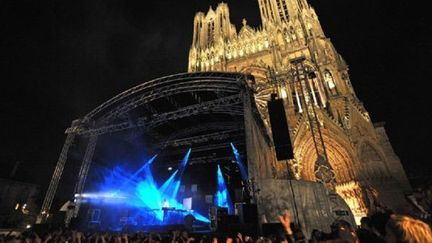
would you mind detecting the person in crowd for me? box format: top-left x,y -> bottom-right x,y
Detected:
369,212 -> 392,241
356,217 -> 385,243
279,209 -> 300,243
385,214 -> 432,243
4,209 -> 432,243
329,219 -> 358,243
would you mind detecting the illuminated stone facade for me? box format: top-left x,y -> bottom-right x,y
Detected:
189,0 -> 411,220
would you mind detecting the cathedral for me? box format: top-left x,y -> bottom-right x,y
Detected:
188,0 -> 411,223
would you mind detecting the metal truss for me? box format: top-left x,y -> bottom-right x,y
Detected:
83,72 -> 248,122
99,83 -> 240,122
165,95 -> 182,109
157,140 -> 245,157
190,92 -> 203,103
188,156 -> 240,165
37,132 -> 76,223
156,129 -> 244,148
186,140 -> 244,154
72,135 -> 98,218
67,94 -> 243,137
74,135 -> 98,197
159,155 -> 244,167
164,121 -> 244,140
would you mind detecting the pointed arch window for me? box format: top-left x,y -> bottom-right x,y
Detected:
290,27 -> 297,42
220,14 -> 223,27
291,85 -> 303,113
324,70 -> 338,96
307,72 -> 323,107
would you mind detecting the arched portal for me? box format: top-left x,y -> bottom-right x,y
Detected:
294,122 -> 369,224
295,125 -> 356,183
358,141 -> 390,179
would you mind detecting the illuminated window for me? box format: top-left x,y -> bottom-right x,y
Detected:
308,72 -> 323,107
324,70 -> 338,96
290,27 -> 297,41
291,86 -> 303,113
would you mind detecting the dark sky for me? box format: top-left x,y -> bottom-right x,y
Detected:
1,0 -> 431,189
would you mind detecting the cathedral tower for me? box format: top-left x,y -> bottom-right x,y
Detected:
188,0 -> 411,222
257,0 -> 308,29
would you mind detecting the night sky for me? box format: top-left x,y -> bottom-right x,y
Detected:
1,0 -> 431,190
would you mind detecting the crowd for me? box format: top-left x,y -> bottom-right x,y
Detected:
1,210 -> 431,243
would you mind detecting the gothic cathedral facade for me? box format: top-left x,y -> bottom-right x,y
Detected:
188,0 -> 411,220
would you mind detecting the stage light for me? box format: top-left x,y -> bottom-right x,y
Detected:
92,148 -> 209,226
26,224 -> 31,229
215,165 -> 234,214
230,143 -> 249,181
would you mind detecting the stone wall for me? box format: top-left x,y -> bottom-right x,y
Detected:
255,179 -> 355,238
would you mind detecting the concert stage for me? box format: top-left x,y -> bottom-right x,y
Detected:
39,72 -> 355,235
38,73 -> 253,230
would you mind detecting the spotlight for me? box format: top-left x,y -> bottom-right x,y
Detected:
26,224 -> 32,229
168,167 -> 173,171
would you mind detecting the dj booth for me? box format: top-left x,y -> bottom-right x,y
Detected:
79,204 -> 196,231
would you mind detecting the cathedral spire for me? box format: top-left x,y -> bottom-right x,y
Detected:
257,0 -> 309,29
191,2 -> 236,50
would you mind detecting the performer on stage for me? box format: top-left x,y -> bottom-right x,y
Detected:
162,199 -> 170,222
162,199 -> 170,208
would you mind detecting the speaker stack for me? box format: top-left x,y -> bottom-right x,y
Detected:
235,203 -> 258,224
210,206 -> 233,232
233,203 -> 258,235
267,96 -> 294,161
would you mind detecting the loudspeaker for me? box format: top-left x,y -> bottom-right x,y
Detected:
267,97 -> 294,160
235,203 -> 258,224
210,206 -> 232,232
217,215 -> 238,232
216,207 -> 228,224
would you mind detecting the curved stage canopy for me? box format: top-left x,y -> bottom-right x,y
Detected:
67,72 -> 258,165
39,72 -> 269,221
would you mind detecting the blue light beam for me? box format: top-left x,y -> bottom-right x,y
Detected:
230,143 -> 248,181
93,148 -> 209,225
215,165 -> 234,214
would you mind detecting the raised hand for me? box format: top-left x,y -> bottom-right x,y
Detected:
186,237 -> 195,243
236,232 -> 243,243
43,233 -> 52,243
278,209 -> 293,235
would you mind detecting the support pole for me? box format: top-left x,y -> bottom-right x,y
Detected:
72,135 -> 98,218
37,132 -> 76,223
